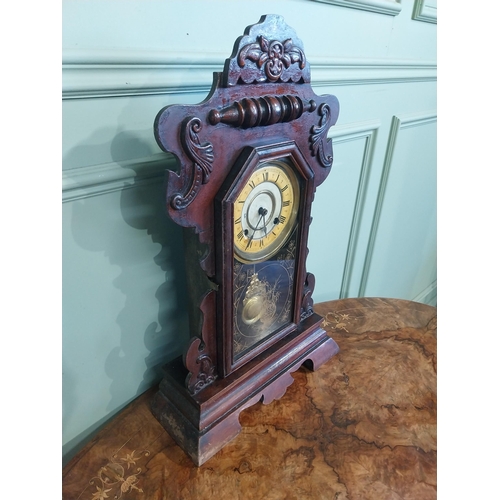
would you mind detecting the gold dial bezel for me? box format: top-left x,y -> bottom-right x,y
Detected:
233,160 -> 300,263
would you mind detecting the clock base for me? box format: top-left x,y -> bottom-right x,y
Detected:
150,313 -> 339,466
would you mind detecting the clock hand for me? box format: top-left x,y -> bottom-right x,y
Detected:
246,214 -> 264,249
246,207 -> 267,249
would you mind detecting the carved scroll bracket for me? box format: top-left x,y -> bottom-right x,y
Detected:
300,272 -> 316,321
184,337 -> 216,394
183,290 -> 217,394
170,117 -> 214,210
309,103 -> 333,168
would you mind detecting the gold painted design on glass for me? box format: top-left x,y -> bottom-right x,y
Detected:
232,236 -> 297,358
233,160 -> 299,263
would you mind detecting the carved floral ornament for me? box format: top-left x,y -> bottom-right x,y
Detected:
238,35 -> 306,83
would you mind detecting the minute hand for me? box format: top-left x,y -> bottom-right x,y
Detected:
246,207 -> 267,249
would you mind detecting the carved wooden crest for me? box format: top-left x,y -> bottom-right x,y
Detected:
223,15 -> 310,85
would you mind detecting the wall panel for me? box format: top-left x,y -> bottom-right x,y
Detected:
309,121 -> 379,302
310,0 -> 401,16
412,0 -> 437,23
361,113 -> 437,303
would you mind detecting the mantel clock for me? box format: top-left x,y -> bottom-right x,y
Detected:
150,14 -> 340,466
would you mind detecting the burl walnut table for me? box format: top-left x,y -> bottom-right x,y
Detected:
62,298 -> 437,500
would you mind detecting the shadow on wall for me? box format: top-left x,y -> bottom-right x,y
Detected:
62,124 -> 189,464
109,130 -> 189,407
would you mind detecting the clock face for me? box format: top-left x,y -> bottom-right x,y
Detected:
233,161 -> 299,264
232,159 -> 301,361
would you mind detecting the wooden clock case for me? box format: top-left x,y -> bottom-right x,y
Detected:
150,14 -> 340,466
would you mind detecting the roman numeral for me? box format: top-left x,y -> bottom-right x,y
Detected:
283,200 -> 290,207
249,180 -> 256,189
280,185 -> 289,193
235,217 -> 241,224
279,215 -> 286,224
263,171 -> 269,181
237,230 -> 244,240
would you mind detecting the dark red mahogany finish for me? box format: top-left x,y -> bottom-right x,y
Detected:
150,14 -> 340,466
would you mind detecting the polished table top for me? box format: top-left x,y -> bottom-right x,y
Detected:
62,297 -> 437,500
